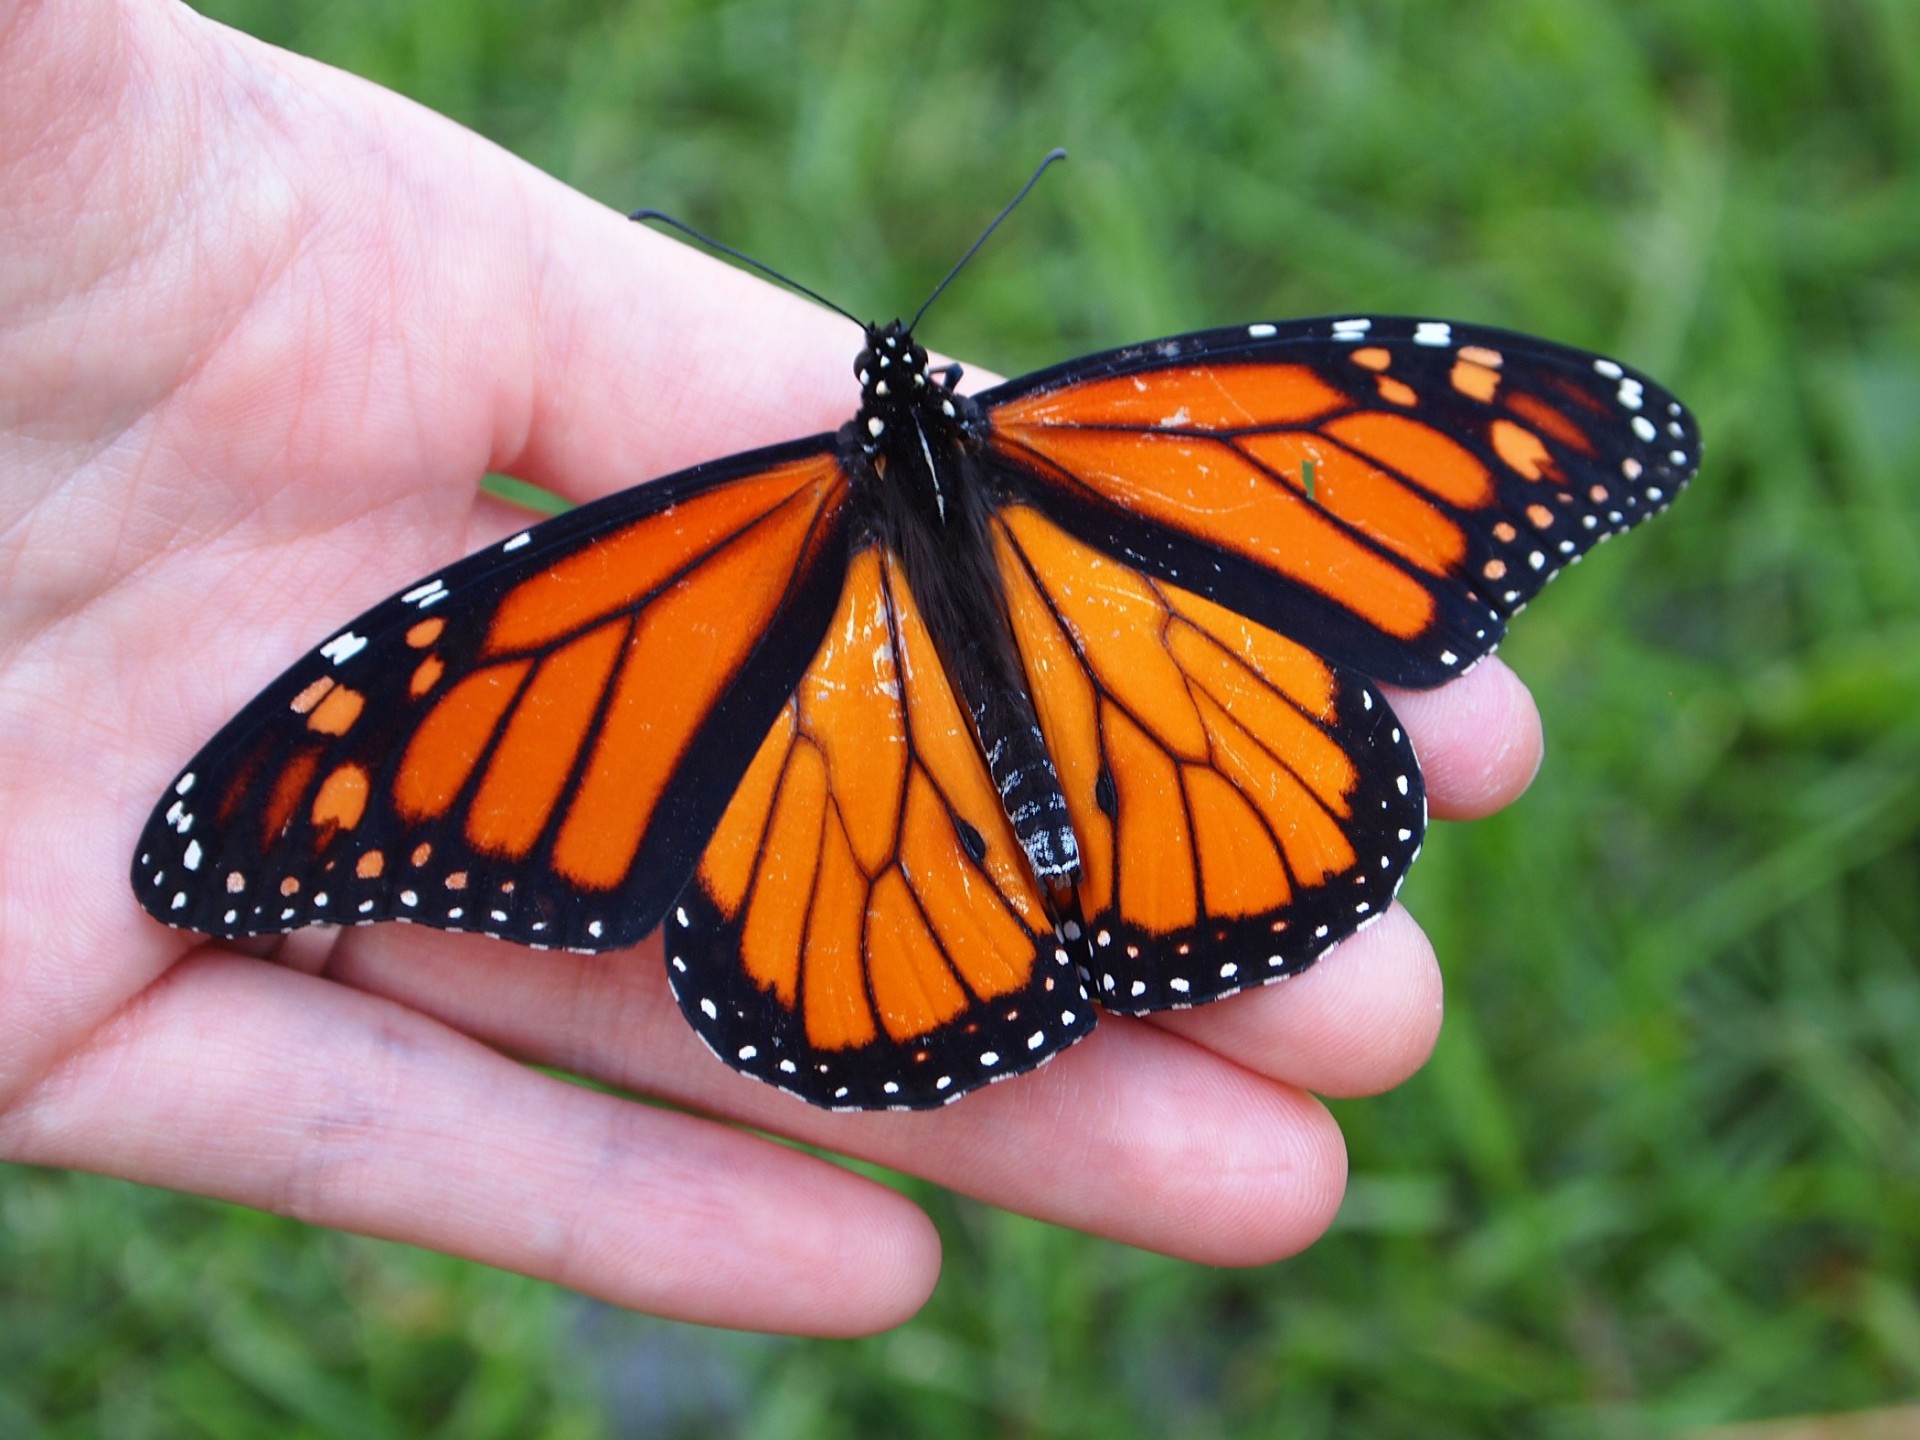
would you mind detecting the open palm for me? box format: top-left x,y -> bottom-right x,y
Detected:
0,0 -> 1544,1334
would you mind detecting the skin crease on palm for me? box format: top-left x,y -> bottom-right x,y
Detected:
0,0 -> 1546,1336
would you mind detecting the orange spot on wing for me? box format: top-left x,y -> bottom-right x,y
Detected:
801,809 -> 877,1050
467,619 -> 627,858
1322,412 -> 1492,507
1491,420 -> 1556,480
1350,347 -> 1393,372
1458,345 -> 1503,368
1184,766 -> 1288,917
865,870 -> 968,1041
262,750 -> 320,843
356,850 -> 385,879
798,551 -> 908,876
1375,376 -> 1418,407
1105,707 -> 1197,935
1450,359 -> 1500,403
1507,392 -> 1595,455
994,363 -> 1346,431
486,456 -> 842,656
739,738 -> 827,1006
409,655 -> 445,697
306,685 -> 364,736
395,663 -> 528,820
407,618 -> 445,648
311,763 -> 369,831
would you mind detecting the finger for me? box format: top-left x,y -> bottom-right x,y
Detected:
1147,904 -> 1443,1098
325,925 -> 1350,1267
0,952 -> 938,1335
1384,655 -> 1544,819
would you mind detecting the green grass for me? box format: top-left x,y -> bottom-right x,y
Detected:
8,0 -> 1920,1434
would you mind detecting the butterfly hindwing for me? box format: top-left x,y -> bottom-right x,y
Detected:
993,505 -> 1425,1012
133,440 -> 854,952
982,315 -> 1698,689
668,543 -> 1096,1109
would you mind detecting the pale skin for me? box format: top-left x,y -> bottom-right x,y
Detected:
0,0 -> 1546,1335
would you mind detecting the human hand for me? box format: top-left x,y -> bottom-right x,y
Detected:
0,0 -> 1542,1334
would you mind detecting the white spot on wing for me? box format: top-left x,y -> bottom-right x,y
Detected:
320,632 -> 367,665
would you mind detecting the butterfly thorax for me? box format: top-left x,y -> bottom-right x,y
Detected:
842,321 -> 1082,890
849,321 -> 973,462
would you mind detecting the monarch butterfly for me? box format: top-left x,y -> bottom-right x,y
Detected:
132,157 -> 1697,1110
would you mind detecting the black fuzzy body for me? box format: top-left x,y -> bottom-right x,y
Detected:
838,322 -> 1080,884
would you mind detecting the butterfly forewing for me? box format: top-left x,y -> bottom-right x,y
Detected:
983,315 -> 1698,689
667,544 -> 1095,1109
134,441 -> 853,952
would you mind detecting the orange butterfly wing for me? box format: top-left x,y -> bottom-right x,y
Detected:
668,543 -> 1094,1108
993,505 -> 1423,1009
984,316 -> 1697,689
135,441 -> 853,952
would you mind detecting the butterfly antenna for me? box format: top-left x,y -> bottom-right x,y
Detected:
629,208 -> 867,329
907,148 -> 1068,334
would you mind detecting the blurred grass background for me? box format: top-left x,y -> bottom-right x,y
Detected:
7,0 -> 1919,1435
